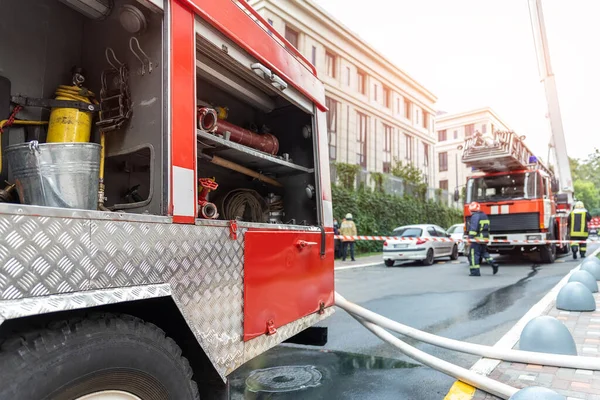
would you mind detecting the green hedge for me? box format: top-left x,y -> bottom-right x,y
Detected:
332,185 -> 464,253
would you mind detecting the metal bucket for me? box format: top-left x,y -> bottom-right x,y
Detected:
5,141 -> 101,210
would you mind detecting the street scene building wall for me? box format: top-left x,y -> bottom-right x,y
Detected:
248,0 -> 437,186
434,107 -> 511,202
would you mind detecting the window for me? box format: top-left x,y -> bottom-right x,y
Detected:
438,130 -> 447,142
267,19 -> 274,26
325,51 -> 336,78
284,26 -> 299,49
326,97 -> 338,160
453,130 -> 458,140
465,124 -> 475,138
466,172 -> 539,203
405,134 -> 414,161
423,111 -> 428,128
396,98 -> 401,114
423,143 -> 430,167
346,67 -> 351,86
482,124 -> 487,133
434,226 -> 447,238
383,86 -> 391,108
438,152 -> 448,172
439,180 -> 449,191
357,70 -> 367,95
383,124 -> 393,172
357,112 -> 368,167
394,227 -> 422,237
395,130 -> 401,160
311,46 -> 316,66
404,99 -> 411,120
427,227 -> 438,237
373,84 -> 377,101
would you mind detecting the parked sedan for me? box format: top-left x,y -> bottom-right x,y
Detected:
447,223 -> 466,255
383,224 -> 459,267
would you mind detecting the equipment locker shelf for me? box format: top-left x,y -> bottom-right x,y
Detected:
196,129 -> 314,176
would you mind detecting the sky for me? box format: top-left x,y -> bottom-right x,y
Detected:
313,0 -> 600,161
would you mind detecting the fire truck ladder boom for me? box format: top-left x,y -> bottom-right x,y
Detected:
460,130 -> 542,173
528,0 -> 574,201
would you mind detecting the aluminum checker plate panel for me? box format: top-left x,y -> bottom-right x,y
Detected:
0,209 -> 333,378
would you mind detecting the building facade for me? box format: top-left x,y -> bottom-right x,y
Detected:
434,108 -> 511,196
248,0 -> 437,184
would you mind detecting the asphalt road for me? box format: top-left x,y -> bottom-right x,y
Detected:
229,245 -> 599,399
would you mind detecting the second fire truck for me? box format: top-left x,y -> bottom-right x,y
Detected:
459,130 -> 569,263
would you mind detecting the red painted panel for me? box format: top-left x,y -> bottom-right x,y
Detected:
243,230 -> 334,341
171,1 -> 197,221
176,0 -> 326,111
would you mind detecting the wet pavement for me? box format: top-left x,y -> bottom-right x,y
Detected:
229,252 -> 584,399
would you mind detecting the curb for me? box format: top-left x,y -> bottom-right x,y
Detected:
335,261 -> 382,271
443,247 -> 600,400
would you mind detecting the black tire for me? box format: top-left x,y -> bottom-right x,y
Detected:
540,243 -> 556,264
0,313 -> 200,400
558,243 -> 570,254
422,248 -> 434,266
450,245 -> 459,261
384,259 -> 395,267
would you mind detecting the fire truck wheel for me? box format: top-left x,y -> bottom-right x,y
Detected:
540,243 -> 556,264
558,243 -> 570,254
0,313 -> 200,400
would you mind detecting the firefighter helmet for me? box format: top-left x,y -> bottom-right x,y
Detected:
469,202 -> 481,212
575,201 -> 585,209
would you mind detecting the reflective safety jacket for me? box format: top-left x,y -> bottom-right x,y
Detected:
469,211 -> 490,239
568,209 -> 591,238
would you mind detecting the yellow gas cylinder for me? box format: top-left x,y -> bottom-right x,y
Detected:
47,85 -> 94,143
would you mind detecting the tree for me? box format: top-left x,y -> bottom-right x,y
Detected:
573,180 -> 600,211
390,159 -> 427,200
335,163 -> 360,190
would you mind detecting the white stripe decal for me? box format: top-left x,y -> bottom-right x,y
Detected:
323,200 -> 333,226
172,166 -> 195,217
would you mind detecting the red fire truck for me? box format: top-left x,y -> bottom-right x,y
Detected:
459,131 -> 569,263
0,0 -> 334,398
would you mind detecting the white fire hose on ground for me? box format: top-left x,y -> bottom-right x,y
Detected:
335,291 -> 600,399
351,315 -> 518,399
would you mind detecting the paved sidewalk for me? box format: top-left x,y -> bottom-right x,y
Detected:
334,254 -> 383,270
446,247 -> 600,400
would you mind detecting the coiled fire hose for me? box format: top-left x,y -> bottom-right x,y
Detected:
221,189 -> 267,222
335,291 -> 600,399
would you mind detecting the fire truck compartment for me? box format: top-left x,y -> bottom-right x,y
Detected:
0,0 -> 165,215
195,20 -> 321,226
243,229 -> 335,341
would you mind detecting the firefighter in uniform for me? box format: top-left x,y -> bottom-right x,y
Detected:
467,202 -> 499,276
568,201 -> 592,259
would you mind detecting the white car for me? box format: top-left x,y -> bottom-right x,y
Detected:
447,223 -> 466,255
383,224 -> 459,267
